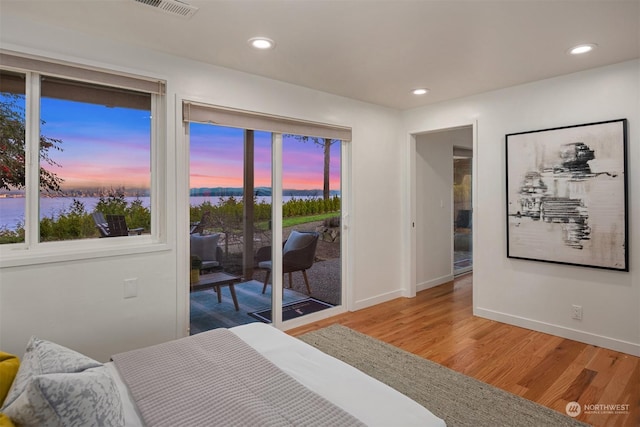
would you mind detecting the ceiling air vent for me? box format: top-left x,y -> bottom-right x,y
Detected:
133,0 -> 198,19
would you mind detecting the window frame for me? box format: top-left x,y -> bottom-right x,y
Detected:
180,98 -> 352,331
0,52 -> 168,267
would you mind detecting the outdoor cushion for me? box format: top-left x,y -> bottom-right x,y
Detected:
257,260 -> 272,269
190,233 -> 220,268
283,231 -> 315,252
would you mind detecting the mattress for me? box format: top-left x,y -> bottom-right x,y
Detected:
107,322 -> 445,426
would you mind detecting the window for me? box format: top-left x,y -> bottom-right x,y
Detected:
0,52 -> 165,248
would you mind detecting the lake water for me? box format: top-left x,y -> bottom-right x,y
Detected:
0,195 -> 303,230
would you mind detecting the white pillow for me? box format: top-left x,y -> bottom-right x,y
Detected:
1,337 -> 123,427
4,366 -> 124,427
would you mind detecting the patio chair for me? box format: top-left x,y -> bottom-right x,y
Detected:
92,212 -> 110,237
92,212 -> 143,237
257,230 -> 319,295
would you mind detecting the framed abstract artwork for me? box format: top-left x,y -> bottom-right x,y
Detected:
506,119 -> 628,271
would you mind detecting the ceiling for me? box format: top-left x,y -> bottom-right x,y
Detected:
1,0 -> 638,110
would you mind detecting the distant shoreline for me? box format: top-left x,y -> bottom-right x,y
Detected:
0,194 -> 340,230
0,187 -> 339,198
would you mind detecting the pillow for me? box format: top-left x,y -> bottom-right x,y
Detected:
190,233 -> 220,261
0,352 -> 19,406
1,337 -> 102,410
283,230 -> 315,253
3,366 -> 123,427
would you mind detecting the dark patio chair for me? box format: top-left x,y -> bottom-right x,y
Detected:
92,212 -> 110,237
92,212 -> 143,237
257,230 -> 319,295
107,214 -> 144,236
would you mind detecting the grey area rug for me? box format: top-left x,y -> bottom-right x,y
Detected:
298,324 -> 590,427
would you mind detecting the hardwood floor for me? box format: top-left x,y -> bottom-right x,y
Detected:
288,273 -> 639,427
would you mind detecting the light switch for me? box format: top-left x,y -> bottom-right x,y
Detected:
124,278 -> 138,298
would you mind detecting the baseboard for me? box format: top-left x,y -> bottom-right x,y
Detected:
281,305 -> 347,331
353,276 -> 453,310
353,289 -> 405,311
475,307 -> 640,357
416,274 -> 453,292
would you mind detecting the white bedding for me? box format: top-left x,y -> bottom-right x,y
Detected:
107,322 -> 445,427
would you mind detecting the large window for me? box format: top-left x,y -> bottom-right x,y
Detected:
0,53 -> 164,247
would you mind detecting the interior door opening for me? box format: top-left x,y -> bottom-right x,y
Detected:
411,124 -> 474,295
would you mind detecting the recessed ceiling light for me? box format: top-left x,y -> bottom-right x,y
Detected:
248,37 -> 275,50
412,88 -> 429,95
568,44 -> 597,55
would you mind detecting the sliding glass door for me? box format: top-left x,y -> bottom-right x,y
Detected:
188,125 -> 344,332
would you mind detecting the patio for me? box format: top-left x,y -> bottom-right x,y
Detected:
190,220 -> 342,333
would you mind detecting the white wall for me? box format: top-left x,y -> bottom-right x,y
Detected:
403,60 -> 640,356
0,15 -> 403,360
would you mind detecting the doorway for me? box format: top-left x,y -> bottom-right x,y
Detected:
409,124 -> 474,294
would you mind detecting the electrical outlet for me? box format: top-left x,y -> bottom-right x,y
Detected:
571,304 -> 583,320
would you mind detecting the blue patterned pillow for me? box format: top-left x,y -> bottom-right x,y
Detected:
1,337 -> 123,427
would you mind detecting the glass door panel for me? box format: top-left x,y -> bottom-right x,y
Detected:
189,124 -> 273,333
280,134 -> 342,321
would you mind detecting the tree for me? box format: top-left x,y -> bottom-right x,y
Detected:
0,93 -> 64,192
287,136 -> 337,200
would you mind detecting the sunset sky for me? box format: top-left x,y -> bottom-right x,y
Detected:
190,124 -> 341,190
41,97 -> 151,190
40,99 -> 340,192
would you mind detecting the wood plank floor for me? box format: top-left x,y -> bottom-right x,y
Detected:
288,273 -> 639,427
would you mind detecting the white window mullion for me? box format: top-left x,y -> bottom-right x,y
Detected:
340,140 -> 351,310
271,133 -> 283,328
25,72 -> 40,247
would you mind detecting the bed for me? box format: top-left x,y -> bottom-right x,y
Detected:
1,323 -> 446,427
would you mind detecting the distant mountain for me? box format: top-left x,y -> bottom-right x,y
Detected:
189,187 -> 339,198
